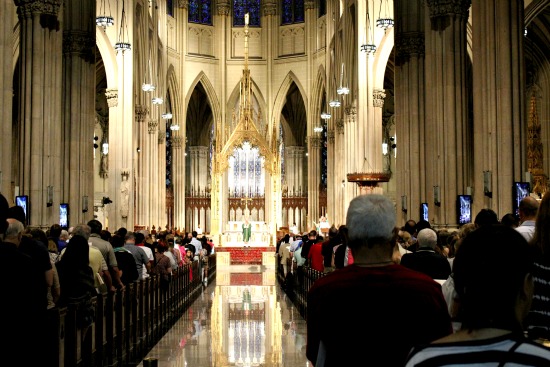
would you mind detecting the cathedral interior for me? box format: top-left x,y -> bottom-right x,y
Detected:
2,0 -> 550,242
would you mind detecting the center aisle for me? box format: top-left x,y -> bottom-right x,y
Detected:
137,265 -> 310,367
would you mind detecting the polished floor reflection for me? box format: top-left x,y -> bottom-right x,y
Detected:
138,265 -> 310,367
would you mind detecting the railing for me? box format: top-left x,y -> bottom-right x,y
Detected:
276,255 -> 325,321
47,254 -> 217,367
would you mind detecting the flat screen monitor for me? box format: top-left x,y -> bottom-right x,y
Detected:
421,203 -> 429,222
513,182 -> 531,218
15,195 -> 29,225
457,195 -> 472,226
59,203 -> 69,229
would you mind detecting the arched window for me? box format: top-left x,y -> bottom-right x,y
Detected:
282,0 -> 304,25
167,0 -> 174,17
319,0 -> 326,18
189,0 -> 212,25
233,0 -> 261,27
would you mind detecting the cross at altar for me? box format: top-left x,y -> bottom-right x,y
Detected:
240,196 -> 253,213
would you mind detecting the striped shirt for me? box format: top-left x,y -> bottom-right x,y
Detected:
405,334 -> 550,366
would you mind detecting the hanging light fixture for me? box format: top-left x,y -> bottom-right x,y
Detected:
361,0 -> 377,54
161,112 -> 173,119
376,0 -> 394,30
96,0 -> 114,29
152,97 -> 163,104
320,112 -> 332,120
114,0 -> 131,53
337,63 -> 350,95
142,57 -> 156,91
314,125 -> 324,132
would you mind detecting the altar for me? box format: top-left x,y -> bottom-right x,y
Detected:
221,221 -> 271,247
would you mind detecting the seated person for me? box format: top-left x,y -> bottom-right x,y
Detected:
400,228 -> 451,280
406,225 -> 550,366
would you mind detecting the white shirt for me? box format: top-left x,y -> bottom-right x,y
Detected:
196,226 -> 203,235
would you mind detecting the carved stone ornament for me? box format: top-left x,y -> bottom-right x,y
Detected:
172,136 -> 183,149
178,0 -> 188,9
135,105 -> 149,123
63,30 -> 95,62
263,0 -> 277,16
105,88 -> 118,108
327,129 -> 335,144
426,0 -> 471,20
217,0 -> 230,16
395,32 -> 425,62
336,119 -> 345,134
373,89 -> 386,108
16,0 -> 61,18
309,136 -> 323,148
158,131 -> 166,144
304,0 -> 315,10
148,120 -> 158,134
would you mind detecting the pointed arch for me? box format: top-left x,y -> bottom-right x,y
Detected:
226,76 -> 267,132
311,65 -> 327,132
372,27 -> 394,89
186,71 -> 221,132
166,64 -> 181,127
272,70 -> 308,124
95,29 -> 118,89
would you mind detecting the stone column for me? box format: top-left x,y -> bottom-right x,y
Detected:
334,118 -> 345,224
308,135 -> 322,230
172,133 -> 184,229
188,146 -> 209,192
135,105 -> 148,226
370,89 -> 386,178
15,0 -> 63,226
104,88 -> 118,228
394,0 -> 426,225
424,0 -> 471,227
343,104 -> 358,215
472,0 -> 525,216
0,1 -> 14,197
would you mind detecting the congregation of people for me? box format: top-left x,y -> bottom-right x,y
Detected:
0,194 -> 214,365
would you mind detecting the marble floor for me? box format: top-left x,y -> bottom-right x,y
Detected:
137,265 -> 311,367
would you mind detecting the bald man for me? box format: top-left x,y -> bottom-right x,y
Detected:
516,196 -> 539,242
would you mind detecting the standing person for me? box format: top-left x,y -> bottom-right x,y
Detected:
515,196 -> 539,242
406,225 -> 550,366
87,219 -> 125,290
0,211 -> 44,365
526,191 -> 550,341
242,217 -> 252,246
306,195 -> 451,366
400,228 -> 451,280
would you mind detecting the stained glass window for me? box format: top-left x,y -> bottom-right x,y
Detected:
233,0 -> 261,27
282,0 -> 304,25
319,0 -> 326,18
189,0 -> 212,25
167,0 -> 174,17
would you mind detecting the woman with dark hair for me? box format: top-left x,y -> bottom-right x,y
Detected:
474,208 -> 499,227
406,225 -> 550,365
56,235 -> 97,330
151,243 -> 173,291
526,192 -> 550,340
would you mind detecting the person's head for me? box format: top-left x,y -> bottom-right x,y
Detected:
308,230 -> 317,240
328,225 -> 338,239
8,206 -> 26,227
518,196 -> 539,222
4,219 -> 24,245
60,230 -> 69,241
134,231 -> 145,245
414,219 -> 431,235
532,191 -> 550,256
124,232 -> 135,245
157,243 -> 168,253
346,194 -> 396,250
474,208 -> 499,228
501,213 -> 519,228
49,224 -> 62,238
30,228 -> 48,247
404,219 -> 417,236
87,219 -> 103,234
453,224 -> 535,334
72,224 -> 91,240
60,234 -> 90,268
417,228 -> 437,249
116,227 -> 128,237
110,234 -> 125,248
192,231 -> 198,238
100,229 -> 112,242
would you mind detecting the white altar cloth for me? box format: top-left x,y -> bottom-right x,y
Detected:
222,221 -> 271,247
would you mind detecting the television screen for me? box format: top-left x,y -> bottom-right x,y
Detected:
512,182 -> 530,218
457,195 -> 472,225
15,195 -> 29,225
421,203 -> 428,222
59,203 -> 69,229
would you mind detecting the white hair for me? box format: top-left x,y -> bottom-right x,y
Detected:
346,194 -> 396,243
417,228 -> 438,249
5,220 -> 24,239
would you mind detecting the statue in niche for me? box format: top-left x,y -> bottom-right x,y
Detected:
120,172 -> 129,218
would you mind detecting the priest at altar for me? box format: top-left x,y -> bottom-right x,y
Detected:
221,220 -> 271,247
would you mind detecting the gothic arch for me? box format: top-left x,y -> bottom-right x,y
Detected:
272,71 -> 308,126
167,65 -> 182,128
226,77 -> 267,132
95,29 -> 118,89
311,65 -> 327,132
186,71 -> 221,135
372,27 -> 394,89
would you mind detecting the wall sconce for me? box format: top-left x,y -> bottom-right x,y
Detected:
46,185 -> 53,207
483,170 -> 492,198
82,195 -> 89,213
401,195 -> 407,213
466,186 -> 473,195
434,186 -> 441,206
